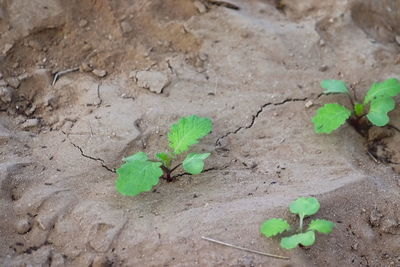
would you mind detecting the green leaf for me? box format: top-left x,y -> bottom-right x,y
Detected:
321,80 -> 349,94
354,103 -> 364,117
116,152 -> 163,196
367,97 -> 395,126
364,78 -> 400,104
156,152 -> 172,168
124,151 -> 148,162
308,219 -> 335,234
260,218 -> 291,237
280,231 -> 315,250
168,115 -> 213,154
312,103 -> 352,134
182,153 -> 210,175
290,197 -> 320,218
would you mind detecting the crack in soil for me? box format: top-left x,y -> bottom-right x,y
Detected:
69,141 -> 116,173
62,131 -> 116,173
172,164 -> 230,179
216,97 -> 308,146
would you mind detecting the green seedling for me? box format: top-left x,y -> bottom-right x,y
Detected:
260,197 -> 334,250
312,78 -> 400,134
116,115 -> 212,196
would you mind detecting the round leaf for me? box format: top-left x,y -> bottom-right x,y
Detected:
183,153 -> 210,175
280,231 -> 315,250
308,219 -> 335,234
260,218 -> 291,237
312,103 -> 351,134
367,97 -> 395,127
321,80 -> 349,94
289,197 -> 320,218
116,152 -> 163,196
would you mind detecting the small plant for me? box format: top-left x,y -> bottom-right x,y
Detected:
116,115 -> 212,196
312,78 -> 400,134
260,197 -> 334,250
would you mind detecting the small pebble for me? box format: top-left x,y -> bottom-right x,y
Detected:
79,19 -> 88,28
120,21 -> 133,34
80,62 -> 93,72
194,1 -> 207,13
21,118 -> 40,129
3,43 -> 13,55
305,100 -> 313,108
5,77 -> 20,89
395,36 -> 400,46
92,69 -> 107,78
0,87 -> 13,103
15,217 -> 32,234
319,65 -> 328,72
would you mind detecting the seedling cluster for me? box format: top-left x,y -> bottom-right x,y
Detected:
312,78 -> 400,134
116,115 -> 212,196
260,197 -> 334,250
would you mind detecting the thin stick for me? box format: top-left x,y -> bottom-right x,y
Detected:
201,236 -> 290,260
367,150 -> 378,163
52,67 -> 79,85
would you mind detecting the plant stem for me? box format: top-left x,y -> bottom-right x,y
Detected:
170,163 -> 182,173
299,215 -> 304,233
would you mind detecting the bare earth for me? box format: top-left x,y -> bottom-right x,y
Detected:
1,0 -> 400,266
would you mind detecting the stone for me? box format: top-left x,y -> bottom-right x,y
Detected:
21,118 -> 40,129
194,1 -> 207,13
3,43 -> 13,55
0,87 -> 13,103
0,80 -> 6,87
319,64 -> 328,72
92,69 -> 107,78
6,77 -> 20,88
305,100 -> 313,108
135,70 -> 170,94
80,62 -> 93,72
380,218 -> 399,234
120,21 -> 133,34
28,40 -> 42,50
395,36 -> 400,46
79,19 -> 88,28
92,255 -> 110,267
15,216 -> 32,234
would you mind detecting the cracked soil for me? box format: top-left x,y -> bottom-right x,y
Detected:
1,0 -> 400,266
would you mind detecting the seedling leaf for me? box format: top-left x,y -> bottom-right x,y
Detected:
183,153 -> 210,174
290,197 -> 320,218
156,152 -> 172,168
354,103 -> 364,117
168,115 -> 213,154
312,103 -> 351,134
260,218 -> 291,237
280,231 -> 315,250
364,78 -> 400,104
321,80 -> 349,94
124,151 -> 148,162
308,219 -> 335,234
116,152 -> 163,196
367,97 -> 395,126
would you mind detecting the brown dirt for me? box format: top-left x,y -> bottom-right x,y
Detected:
1,0 -> 400,266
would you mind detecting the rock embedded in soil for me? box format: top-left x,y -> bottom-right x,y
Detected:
135,70 -> 171,94
0,86 -> 13,103
21,118 -> 40,129
79,19 -> 88,28
5,77 -> 20,88
194,1 -> 207,13
92,69 -> 107,78
120,21 -> 133,34
15,216 -> 32,234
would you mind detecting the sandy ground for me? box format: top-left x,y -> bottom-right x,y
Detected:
1,0 -> 400,266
